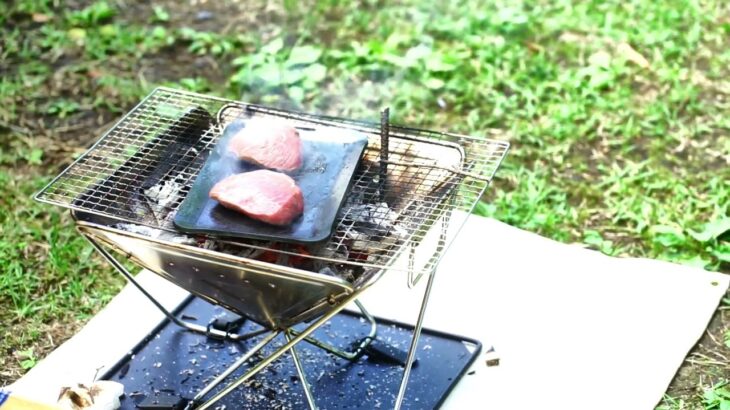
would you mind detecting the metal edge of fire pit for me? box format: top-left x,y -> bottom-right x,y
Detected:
75,218 -> 355,329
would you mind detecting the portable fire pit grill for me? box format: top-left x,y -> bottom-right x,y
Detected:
35,88 -> 509,409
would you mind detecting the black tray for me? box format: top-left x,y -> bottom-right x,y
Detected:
174,120 -> 368,243
102,296 -> 483,409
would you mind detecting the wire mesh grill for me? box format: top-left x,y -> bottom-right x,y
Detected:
36,88 -> 509,277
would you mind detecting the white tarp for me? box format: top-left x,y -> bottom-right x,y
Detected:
360,216 -> 729,410
11,215 -> 729,409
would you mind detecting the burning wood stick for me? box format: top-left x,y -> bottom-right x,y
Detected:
379,107 -> 390,202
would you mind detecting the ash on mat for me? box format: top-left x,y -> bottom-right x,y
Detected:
103,297 -> 481,409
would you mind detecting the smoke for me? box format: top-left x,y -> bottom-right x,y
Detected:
237,67 -> 406,124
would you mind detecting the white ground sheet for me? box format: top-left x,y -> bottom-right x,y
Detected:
11,215 -> 729,409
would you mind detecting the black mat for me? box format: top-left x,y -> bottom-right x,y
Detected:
104,297 -> 481,409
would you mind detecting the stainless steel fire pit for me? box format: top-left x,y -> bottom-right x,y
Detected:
35,88 -> 509,409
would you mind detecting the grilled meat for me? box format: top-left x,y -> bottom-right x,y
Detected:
209,170 -> 304,226
229,117 -> 302,172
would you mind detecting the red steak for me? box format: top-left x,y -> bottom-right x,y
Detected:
229,117 -> 303,172
209,170 -> 304,226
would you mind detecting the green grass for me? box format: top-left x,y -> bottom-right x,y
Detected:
0,170 -> 125,380
660,381 -> 730,410
0,0 -> 728,405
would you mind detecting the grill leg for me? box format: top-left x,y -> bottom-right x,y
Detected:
393,265 -> 439,409
187,330 -> 280,408
286,331 -> 318,410
85,235 -> 264,342
289,299 -> 377,360
396,209 -> 451,406
194,288 -> 367,410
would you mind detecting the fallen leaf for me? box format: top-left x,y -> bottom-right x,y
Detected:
525,41 -> 543,52
616,42 -> 650,69
87,69 -> 103,79
32,13 -> 51,23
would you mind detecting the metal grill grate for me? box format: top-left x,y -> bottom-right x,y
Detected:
36,88 -> 509,277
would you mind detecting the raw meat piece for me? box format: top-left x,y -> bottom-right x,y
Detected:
209,170 -> 304,226
229,117 -> 303,172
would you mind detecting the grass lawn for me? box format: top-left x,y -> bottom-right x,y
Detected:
1,0 -> 728,407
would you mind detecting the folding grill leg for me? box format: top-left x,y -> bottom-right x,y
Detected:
393,267 -> 439,410
286,331 -> 318,410
290,299 -> 377,361
187,330 -> 280,408
85,236 -> 264,342
195,289 -> 367,410
394,207 -> 451,407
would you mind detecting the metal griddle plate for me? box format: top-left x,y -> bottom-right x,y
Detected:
173,120 -> 368,243
103,297 -> 482,409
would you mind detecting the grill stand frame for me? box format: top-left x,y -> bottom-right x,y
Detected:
82,220 -> 444,410
35,88 -> 509,409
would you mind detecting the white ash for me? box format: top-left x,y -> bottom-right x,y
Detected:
159,232 -> 197,245
113,223 -> 202,246
350,227 -> 402,249
114,223 -> 163,238
341,202 -> 408,239
144,179 -> 183,208
344,202 -> 395,225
